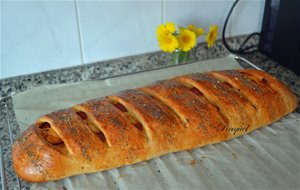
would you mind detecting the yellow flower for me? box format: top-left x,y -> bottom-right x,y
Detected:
165,22 -> 176,33
156,22 -> 176,38
158,33 -> 178,53
206,25 -> 218,48
177,29 -> 196,52
188,24 -> 204,36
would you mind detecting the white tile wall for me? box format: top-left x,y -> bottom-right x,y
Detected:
0,0 -> 266,79
1,0 -> 82,79
164,0 -> 265,41
77,0 -> 161,64
231,0 -> 265,36
164,0 -> 232,42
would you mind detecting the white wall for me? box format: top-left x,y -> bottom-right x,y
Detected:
0,0 -> 265,79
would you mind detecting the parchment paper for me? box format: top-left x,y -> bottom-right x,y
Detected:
12,56 -> 300,190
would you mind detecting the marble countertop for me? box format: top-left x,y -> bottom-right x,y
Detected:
0,35 -> 299,189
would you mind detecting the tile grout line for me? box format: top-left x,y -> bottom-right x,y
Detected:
74,0 -> 85,65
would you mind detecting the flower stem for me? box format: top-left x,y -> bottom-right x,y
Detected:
172,51 -> 177,65
184,51 -> 188,62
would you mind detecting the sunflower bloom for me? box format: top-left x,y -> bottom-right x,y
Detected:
177,29 -> 196,52
188,24 -> 204,36
156,22 -> 176,39
158,33 -> 178,53
206,25 -> 218,48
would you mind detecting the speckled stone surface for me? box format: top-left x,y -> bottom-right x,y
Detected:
0,35 -> 299,189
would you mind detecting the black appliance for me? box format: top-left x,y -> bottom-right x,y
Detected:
259,0 -> 300,75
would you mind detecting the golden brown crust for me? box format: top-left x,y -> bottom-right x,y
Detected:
109,89 -> 187,153
12,125 -> 74,182
175,73 -> 257,137
139,79 -> 229,146
12,69 -> 298,182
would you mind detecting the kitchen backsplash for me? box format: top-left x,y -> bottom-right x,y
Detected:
1,0 -> 265,79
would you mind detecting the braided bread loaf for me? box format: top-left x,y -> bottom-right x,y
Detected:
12,69 -> 298,182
